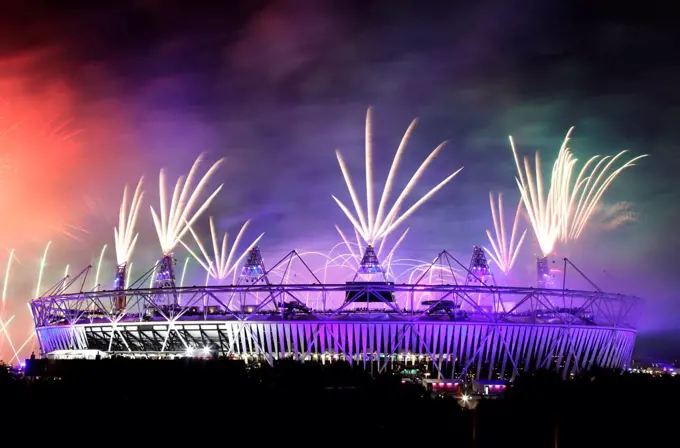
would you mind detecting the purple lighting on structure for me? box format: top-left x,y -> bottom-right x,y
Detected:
356,245 -> 384,276
29,250 -> 640,380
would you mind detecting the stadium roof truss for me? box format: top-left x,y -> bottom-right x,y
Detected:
30,251 -> 640,380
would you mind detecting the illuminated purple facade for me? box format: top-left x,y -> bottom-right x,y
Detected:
29,250 -> 638,380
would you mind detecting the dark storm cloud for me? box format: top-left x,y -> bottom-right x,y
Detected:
1,0 -> 679,354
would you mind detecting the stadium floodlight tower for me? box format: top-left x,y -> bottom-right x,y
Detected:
154,255 -> 176,289
465,246 -> 494,285
240,246 -> 268,284
344,244 -> 395,308
537,256 -> 554,288
332,107 -> 464,309
113,178 -> 144,313
354,245 -> 385,280
465,246 -> 497,308
150,154 -> 224,312
236,245 -> 271,312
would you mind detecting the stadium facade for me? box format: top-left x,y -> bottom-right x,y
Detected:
30,249 -> 638,380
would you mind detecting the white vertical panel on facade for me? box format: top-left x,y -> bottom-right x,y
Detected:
46,321 -> 635,379
264,324 -> 274,359
354,324 -> 361,361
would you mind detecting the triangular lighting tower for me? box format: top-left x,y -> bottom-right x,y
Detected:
240,246 -> 269,284
354,245 -> 385,280
465,246 -> 494,285
113,262 -> 128,312
154,253 -> 177,289
536,256 -> 554,288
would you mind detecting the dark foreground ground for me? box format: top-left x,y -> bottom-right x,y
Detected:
2,358 -> 678,446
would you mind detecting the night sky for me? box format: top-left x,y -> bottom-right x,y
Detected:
0,0 -> 678,360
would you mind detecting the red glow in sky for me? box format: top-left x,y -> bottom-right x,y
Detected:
0,85 -> 86,248
0,54 -> 130,363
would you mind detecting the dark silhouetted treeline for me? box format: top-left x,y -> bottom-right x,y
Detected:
1,359 -> 677,446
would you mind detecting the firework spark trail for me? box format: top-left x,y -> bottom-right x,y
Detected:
63,264 -> 70,289
334,225 -> 359,262
7,309 -> 36,364
125,262 -> 133,289
13,333 -> 35,363
333,107 -> 463,247
0,250 -> 13,356
485,192 -> 527,274
383,228 -> 410,267
376,213 -> 401,259
511,128 -> 648,253
93,244 -> 107,291
558,149 -> 648,241
151,155 -> 224,255
551,128 -> 578,240
35,241 -> 52,298
2,249 -> 14,303
510,137 -> 559,256
0,314 -> 19,363
403,262 -> 462,309
334,223 -> 409,278
180,258 -> 190,288
148,264 -> 157,288
263,247 -> 431,308
181,217 -> 264,281
114,178 -> 144,265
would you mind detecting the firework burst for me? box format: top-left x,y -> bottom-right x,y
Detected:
114,178 -> 144,265
181,217 -> 264,282
553,131 -> 648,241
151,154 -> 224,255
333,107 -> 463,248
485,192 -> 527,274
510,128 -> 647,255
510,136 -> 559,256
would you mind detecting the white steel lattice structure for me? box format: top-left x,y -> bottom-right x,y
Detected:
30,251 -> 639,380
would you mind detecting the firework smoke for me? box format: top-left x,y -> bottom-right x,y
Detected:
599,201 -> 638,231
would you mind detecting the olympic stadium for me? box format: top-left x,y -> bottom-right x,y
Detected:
26,111 -> 643,381
29,245 -> 638,381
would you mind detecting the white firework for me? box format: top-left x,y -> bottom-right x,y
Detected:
150,154 -> 224,255
333,107 -> 464,248
485,192 -> 527,274
510,128 -> 647,255
114,178 -> 144,265
181,217 -> 264,282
